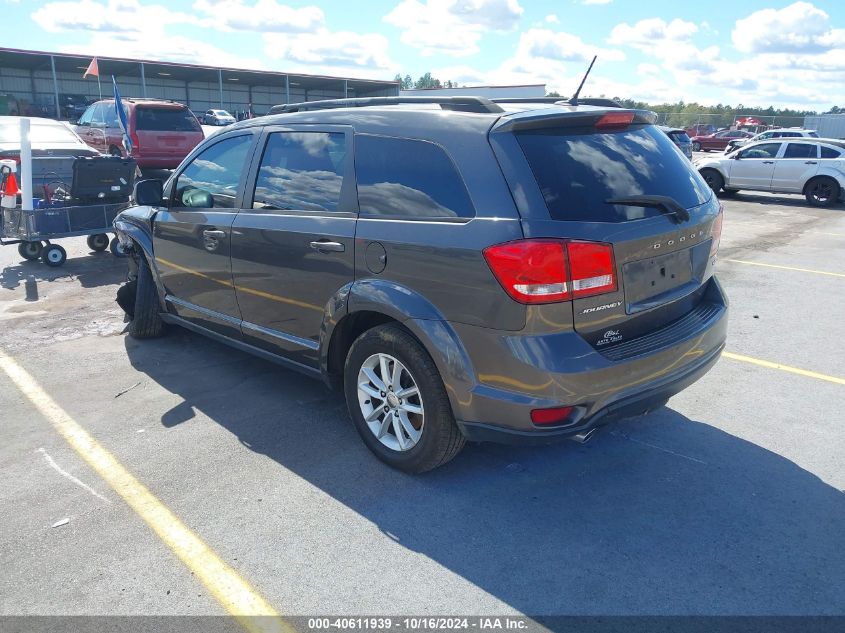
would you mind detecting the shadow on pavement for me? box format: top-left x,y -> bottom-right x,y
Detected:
125,330 -> 845,616
0,251 -> 125,290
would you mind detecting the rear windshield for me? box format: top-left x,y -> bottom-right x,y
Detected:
135,107 -> 200,132
668,131 -> 690,143
516,125 -> 711,222
0,119 -> 81,144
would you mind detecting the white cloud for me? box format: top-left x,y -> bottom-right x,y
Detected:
610,17 -> 699,52
191,0 -> 324,33
383,0 -> 524,57
581,0 -> 613,4
32,0 -> 192,34
515,28 -> 625,64
263,30 -> 396,78
544,14 -> 559,24
732,1 -> 845,54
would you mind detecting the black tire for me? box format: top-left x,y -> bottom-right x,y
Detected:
18,241 -> 43,260
41,244 -> 66,267
692,142 -> 701,152
804,177 -> 840,207
700,168 -> 724,193
110,236 -> 129,257
127,252 -> 164,339
109,146 -> 122,157
87,233 -> 109,252
343,323 -> 465,473
722,188 -> 740,196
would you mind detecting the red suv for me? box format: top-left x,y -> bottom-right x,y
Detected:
74,99 -> 203,168
690,129 -> 753,152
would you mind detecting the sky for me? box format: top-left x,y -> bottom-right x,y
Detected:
3,0 -> 845,111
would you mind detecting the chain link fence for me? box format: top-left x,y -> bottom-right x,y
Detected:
654,112 -> 807,130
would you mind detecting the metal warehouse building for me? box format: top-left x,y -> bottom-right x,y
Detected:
0,47 -> 399,119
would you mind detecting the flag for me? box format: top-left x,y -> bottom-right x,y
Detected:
83,58 -> 99,78
112,75 -> 132,154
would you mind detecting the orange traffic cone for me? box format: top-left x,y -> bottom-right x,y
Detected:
1,171 -> 18,208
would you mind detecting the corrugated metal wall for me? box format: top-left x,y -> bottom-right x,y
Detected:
0,57 -> 397,118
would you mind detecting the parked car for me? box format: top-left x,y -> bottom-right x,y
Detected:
203,109 -> 236,126
114,97 -> 727,473
696,138 -> 845,206
59,94 -> 92,121
74,99 -> 203,168
0,115 -> 99,175
724,128 -> 819,154
685,123 -> 716,137
660,126 -> 693,159
690,129 -> 753,152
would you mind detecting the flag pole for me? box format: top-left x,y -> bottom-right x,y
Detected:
97,75 -> 102,100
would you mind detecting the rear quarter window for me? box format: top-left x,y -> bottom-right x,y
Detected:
136,107 -> 201,132
516,125 -> 711,222
355,135 -> 475,219
821,146 -> 842,158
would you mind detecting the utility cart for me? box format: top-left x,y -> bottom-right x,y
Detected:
1,201 -> 130,266
1,153 -> 136,266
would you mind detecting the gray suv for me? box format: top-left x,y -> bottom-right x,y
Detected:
115,96 -> 728,473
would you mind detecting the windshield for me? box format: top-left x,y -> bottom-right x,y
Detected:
0,119 -> 82,144
516,124 -> 711,222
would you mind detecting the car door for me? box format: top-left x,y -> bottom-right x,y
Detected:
727,142 -> 783,189
153,132 -> 257,337
771,143 -> 819,192
229,126 -> 356,367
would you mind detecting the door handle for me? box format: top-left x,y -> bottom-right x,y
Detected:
805,160 -> 818,164
762,161 -> 774,164
309,240 -> 345,253
203,229 -> 226,239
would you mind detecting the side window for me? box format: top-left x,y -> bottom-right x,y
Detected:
783,143 -> 818,159
820,146 -> 842,158
89,103 -> 106,127
77,105 -> 95,126
173,135 -> 253,210
738,143 -> 781,159
355,135 -> 475,219
759,132 -> 772,140
104,104 -> 119,128
251,131 -> 346,212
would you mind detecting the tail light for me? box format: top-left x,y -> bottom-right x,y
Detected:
531,406 -> 575,426
130,131 -> 140,154
710,204 -> 723,257
483,239 -> 617,304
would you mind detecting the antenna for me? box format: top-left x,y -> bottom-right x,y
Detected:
568,55 -> 597,106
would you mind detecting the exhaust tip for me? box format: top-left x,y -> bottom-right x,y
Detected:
570,428 -> 597,444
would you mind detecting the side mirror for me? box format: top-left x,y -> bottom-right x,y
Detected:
134,179 -> 164,206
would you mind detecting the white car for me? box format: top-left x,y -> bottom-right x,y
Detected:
203,109 -> 236,125
724,128 -> 818,153
696,138 -> 845,206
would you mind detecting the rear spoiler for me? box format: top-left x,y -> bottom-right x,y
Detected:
491,108 -> 657,133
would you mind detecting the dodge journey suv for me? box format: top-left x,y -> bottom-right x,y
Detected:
114,96 -> 728,473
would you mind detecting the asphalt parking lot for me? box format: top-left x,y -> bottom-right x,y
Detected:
0,179 -> 843,625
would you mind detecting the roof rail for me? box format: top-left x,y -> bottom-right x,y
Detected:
268,96 -> 505,115
491,97 -> 623,108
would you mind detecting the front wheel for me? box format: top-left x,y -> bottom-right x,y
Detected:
700,168 -> 724,193
692,142 -> 701,152
110,236 -> 129,257
41,244 -> 67,267
805,177 -> 840,207
124,251 -> 164,339
344,324 -> 464,473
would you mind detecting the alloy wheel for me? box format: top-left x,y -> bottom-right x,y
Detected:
356,353 -> 424,452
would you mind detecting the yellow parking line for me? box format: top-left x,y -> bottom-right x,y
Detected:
725,259 -> 845,278
723,351 -> 845,385
0,350 -> 292,633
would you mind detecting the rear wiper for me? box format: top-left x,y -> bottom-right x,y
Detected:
605,195 -> 690,223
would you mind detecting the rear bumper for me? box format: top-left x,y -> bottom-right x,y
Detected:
132,155 -> 185,169
448,277 -> 728,444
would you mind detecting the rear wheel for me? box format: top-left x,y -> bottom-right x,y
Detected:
87,233 -> 109,252
109,146 -> 122,157
126,252 -> 164,339
804,177 -> 840,207
700,169 -> 724,193
110,236 -> 129,257
344,324 -> 464,473
18,241 -> 43,261
692,141 -> 701,152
